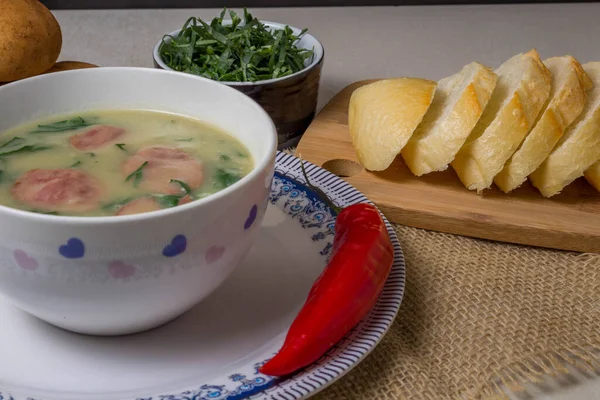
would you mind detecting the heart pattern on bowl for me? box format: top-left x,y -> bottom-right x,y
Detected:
59,238 -> 85,259
108,261 -> 136,279
13,249 -> 39,271
205,245 -> 225,264
244,204 -> 258,230
162,234 -> 187,257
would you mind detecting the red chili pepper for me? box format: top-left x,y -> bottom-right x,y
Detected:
258,161 -> 394,377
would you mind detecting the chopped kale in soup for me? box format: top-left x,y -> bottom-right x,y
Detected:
0,110 -> 253,216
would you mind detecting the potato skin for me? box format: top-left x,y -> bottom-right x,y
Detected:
0,0 -> 63,82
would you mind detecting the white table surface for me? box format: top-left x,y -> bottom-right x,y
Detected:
51,4 -> 600,399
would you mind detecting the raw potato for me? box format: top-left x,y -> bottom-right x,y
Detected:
494,56 -> 593,193
585,160 -> 600,191
349,78 -> 437,171
401,62 -> 498,176
451,49 -> 552,192
0,0 -> 62,82
44,61 -> 98,74
529,62 -> 600,197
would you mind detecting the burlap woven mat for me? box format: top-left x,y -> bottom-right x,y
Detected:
313,224 -> 600,400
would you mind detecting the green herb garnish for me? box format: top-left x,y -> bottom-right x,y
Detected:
0,137 -> 25,149
30,117 -> 92,133
115,143 -> 127,151
159,8 -> 314,82
155,194 -> 184,208
1,144 -> 52,156
28,209 -> 61,215
0,137 -> 51,156
0,137 -> 51,179
149,180 -> 193,207
219,154 -> 231,162
175,138 -> 193,142
170,179 -> 192,194
0,159 -> 6,183
70,160 -> 82,168
215,167 -> 242,188
125,161 -> 148,187
86,152 -> 96,157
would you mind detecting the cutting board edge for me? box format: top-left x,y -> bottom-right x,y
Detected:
373,200 -> 599,254
297,79 -> 600,254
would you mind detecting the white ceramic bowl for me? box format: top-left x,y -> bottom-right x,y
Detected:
0,67 -> 277,336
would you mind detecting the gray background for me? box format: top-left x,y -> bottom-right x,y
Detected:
41,0 -> 599,10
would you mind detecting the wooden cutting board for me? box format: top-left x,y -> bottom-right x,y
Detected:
296,80 -> 600,253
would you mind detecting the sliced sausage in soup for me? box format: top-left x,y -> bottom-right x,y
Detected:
116,194 -> 193,216
116,197 -> 161,216
11,169 -> 104,213
121,147 -> 204,195
70,125 -> 125,150
0,110 -> 253,217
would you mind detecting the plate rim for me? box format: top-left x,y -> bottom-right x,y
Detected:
253,151 -> 406,400
0,151 -> 406,400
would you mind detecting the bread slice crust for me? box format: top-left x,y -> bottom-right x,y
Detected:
494,56 -> 593,193
401,62 -> 498,177
349,78 -> 437,171
530,62 -> 600,197
451,49 -> 552,192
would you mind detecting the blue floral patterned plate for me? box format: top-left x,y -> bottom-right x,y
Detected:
0,151 -> 406,400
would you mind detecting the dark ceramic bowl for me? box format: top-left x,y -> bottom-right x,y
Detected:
153,21 -> 324,149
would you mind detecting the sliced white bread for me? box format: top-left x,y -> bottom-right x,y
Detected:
585,160 -> 600,191
450,49 -> 552,192
530,62 -> 600,197
348,78 -> 437,171
494,56 -> 593,193
401,62 -> 498,176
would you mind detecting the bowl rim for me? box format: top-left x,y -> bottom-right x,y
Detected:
152,20 -> 325,86
0,66 -> 278,225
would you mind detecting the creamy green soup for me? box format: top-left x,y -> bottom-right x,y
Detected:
0,110 -> 253,217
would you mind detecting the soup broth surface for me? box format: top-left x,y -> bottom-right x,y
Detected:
0,110 -> 253,217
